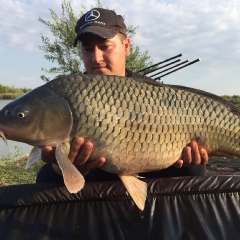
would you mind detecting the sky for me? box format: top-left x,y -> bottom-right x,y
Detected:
0,0 -> 239,96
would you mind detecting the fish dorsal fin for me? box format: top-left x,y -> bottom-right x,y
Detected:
25,146 -> 41,169
134,77 -> 165,88
166,84 -> 240,116
55,141 -> 85,193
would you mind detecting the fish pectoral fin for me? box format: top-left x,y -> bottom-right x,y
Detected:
119,174 -> 147,211
0,131 -> 7,145
56,142 -> 85,193
25,146 -> 41,169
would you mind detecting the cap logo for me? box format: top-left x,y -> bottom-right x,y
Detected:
85,10 -> 100,22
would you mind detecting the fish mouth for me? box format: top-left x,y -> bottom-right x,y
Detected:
0,131 -> 7,144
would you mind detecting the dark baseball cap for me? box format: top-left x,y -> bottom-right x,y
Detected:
73,8 -> 127,46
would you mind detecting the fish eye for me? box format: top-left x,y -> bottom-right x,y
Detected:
15,108 -> 28,119
17,112 -> 25,118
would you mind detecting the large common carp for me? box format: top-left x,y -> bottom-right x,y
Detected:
0,74 -> 239,210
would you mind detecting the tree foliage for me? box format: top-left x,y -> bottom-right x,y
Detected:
223,95 -> 240,108
0,84 -> 31,99
38,0 -> 153,81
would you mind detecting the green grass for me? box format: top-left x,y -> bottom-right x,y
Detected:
0,147 -> 44,186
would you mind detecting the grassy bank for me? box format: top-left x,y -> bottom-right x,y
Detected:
0,157 -> 44,186
0,93 -> 25,99
0,84 -> 31,99
0,147 -> 44,186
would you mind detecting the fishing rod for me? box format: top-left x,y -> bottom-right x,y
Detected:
143,59 -> 181,75
149,60 -> 189,78
137,54 -> 182,73
154,58 -> 201,80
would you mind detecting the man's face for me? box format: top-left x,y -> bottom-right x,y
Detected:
80,34 -> 130,76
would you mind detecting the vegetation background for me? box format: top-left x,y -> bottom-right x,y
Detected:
0,84 -> 31,99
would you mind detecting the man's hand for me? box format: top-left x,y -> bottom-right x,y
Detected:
173,141 -> 209,168
41,137 -> 106,176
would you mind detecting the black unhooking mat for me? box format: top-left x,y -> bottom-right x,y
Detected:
0,175 -> 239,240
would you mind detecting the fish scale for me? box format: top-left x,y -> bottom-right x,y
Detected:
44,74 -> 240,174
0,74 -> 239,210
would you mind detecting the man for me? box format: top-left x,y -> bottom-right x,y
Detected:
37,8 -> 208,183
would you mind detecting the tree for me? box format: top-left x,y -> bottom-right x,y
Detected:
38,0 -> 153,81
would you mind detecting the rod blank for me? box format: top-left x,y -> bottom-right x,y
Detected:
137,54 -> 182,73
154,58 -> 201,80
137,54 -> 201,80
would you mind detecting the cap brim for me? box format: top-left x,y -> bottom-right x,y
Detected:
73,26 -> 118,46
